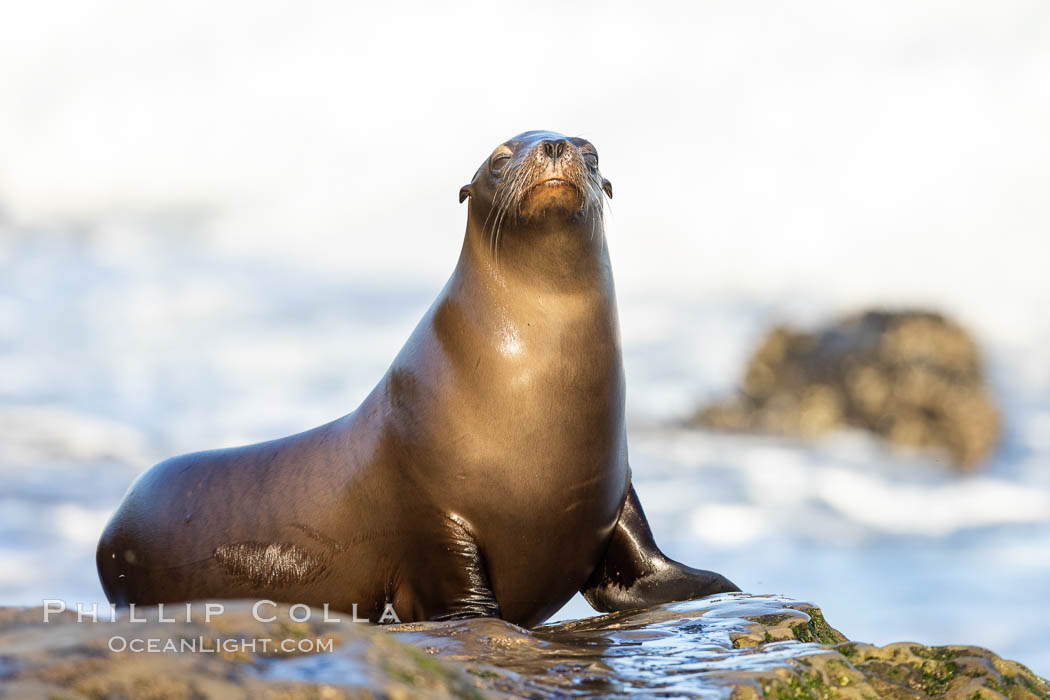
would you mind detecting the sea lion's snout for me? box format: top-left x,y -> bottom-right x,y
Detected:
518,138 -> 592,215
531,138 -> 582,190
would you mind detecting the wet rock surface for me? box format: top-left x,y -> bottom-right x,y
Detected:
692,310 -> 1001,468
2,595 -> 1046,698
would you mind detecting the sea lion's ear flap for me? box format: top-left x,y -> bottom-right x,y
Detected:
602,178 -> 613,199
460,165 -> 482,203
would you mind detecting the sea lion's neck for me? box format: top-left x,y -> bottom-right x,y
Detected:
459,217 -> 615,298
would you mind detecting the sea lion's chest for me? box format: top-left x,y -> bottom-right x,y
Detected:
429,333 -> 628,625
440,307 -> 622,473
386,295 -> 627,521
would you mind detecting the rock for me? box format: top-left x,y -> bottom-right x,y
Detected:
3,595 -> 1045,698
691,310 -> 1001,468
0,602 -> 483,699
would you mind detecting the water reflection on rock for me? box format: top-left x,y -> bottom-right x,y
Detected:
384,593 -> 1047,698
387,593 -> 845,697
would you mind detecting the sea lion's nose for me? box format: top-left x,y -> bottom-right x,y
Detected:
542,139 -> 567,165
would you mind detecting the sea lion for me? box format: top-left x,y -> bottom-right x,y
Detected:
96,130 -> 738,627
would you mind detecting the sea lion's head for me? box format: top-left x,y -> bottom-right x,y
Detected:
459,131 -> 613,251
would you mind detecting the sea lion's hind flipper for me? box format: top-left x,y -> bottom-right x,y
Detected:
423,513 -> 501,621
580,484 -> 740,612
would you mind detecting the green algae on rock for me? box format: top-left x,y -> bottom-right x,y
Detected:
1,595 -> 1045,698
754,641 -> 1050,700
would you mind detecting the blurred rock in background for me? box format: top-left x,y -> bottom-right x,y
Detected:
691,310 -> 1001,469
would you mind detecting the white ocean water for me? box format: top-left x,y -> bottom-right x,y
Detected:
1,0 -> 1049,679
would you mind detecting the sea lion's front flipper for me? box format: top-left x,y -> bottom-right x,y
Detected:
418,514 -> 501,621
580,484 -> 740,612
